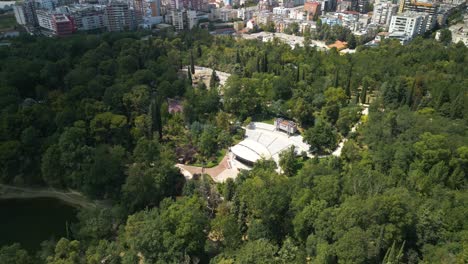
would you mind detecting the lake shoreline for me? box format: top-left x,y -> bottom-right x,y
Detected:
0,184 -> 104,209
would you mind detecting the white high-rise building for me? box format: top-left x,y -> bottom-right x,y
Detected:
371,2 -> 398,27
389,11 -> 429,43
35,0 -> 56,10
186,10 -> 197,29
13,0 -> 38,26
36,9 -> 55,31
389,11 -> 428,37
13,4 -> 27,25
170,9 -> 184,30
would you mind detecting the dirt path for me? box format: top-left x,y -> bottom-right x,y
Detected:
0,184 -> 106,208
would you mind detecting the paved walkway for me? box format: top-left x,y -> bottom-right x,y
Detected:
332,104 -> 369,157
176,154 -> 238,183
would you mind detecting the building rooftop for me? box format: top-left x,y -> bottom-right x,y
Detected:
53,14 -> 70,22
396,11 -> 428,18
327,40 -> 348,50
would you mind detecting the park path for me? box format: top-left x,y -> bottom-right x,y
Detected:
331,104 -> 369,157
177,154 -> 238,183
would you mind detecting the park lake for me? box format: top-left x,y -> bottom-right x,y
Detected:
0,197 -> 77,251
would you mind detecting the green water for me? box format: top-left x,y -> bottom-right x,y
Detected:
0,197 -> 77,252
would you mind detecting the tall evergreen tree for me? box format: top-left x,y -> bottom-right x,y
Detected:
187,69 -> 192,84
347,34 -> 357,49
296,64 -> 300,82
334,68 -> 340,88
345,65 -> 353,98
190,50 -> 195,74
406,81 -> 414,108
263,53 -> 268,73
360,83 -> 367,104
256,57 -> 260,73
149,92 -> 162,140
210,69 -> 219,89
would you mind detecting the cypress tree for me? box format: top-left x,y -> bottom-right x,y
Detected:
263,53 -> 268,72
187,69 -> 192,84
334,67 -> 339,87
210,69 -> 219,89
406,81 -> 414,108
256,57 -> 260,72
150,92 -> 163,140
360,83 -> 368,104
310,65 -> 314,83
236,48 -> 241,64
190,50 -> 195,74
296,64 -> 300,82
197,45 -> 202,57
345,65 -> 353,98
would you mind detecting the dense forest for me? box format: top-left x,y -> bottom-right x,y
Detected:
0,29 -> 467,263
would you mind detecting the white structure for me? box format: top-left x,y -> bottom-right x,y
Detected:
13,4 -> 27,25
288,6 -> 306,20
35,0 -> 56,10
13,0 -> 38,27
372,2 -> 398,27
36,9 -> 54,31
168,9 -> 197,30
231,139 -> 272,167
237,6 -> 257,20
229,122 -> 311,171
256,10 -> 272,25
273,6 -> 291,16
246,18 -> 256,29
241,31 -> 328,50
274,118 -> 297,135
187,10 -> 197,29
170,9 -> 184,30
389,12 -> 428,41
211,7 -> 236,22
68,4 -> 107,31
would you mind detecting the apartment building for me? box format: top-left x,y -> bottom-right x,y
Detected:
36,10 -> 75,35
372,2 -> 398,28
389,11 -> 428,43
68,4 -> 106,30
105,1 -> 136,31
399,0 -> 438,31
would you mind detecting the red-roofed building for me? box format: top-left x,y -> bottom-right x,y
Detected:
304,2 -> 321,20
53,14 -> 75,36
36,10 -> 75,36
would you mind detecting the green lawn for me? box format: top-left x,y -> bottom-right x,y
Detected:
255,117 -> 275,124
0,13 -> 16,32
190,149 -> 227,168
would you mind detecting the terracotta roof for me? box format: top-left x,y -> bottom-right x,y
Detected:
327,40 -> 348,50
